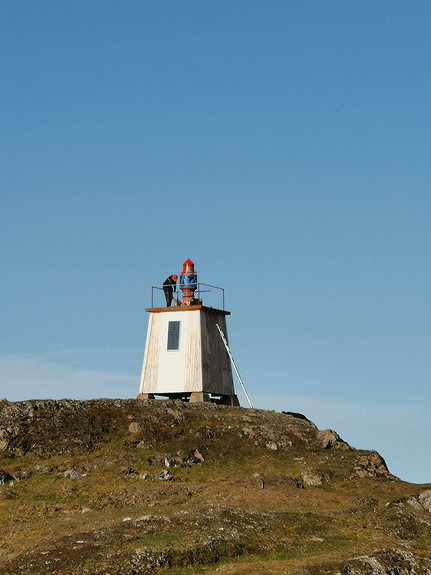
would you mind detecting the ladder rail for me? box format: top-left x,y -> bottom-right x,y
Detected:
216,323 -> 253,409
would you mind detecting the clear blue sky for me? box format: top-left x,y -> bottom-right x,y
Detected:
1,1 -> 431,483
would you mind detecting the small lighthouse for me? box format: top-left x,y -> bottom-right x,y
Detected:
137,259 -> 239,405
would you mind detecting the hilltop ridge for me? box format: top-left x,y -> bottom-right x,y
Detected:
0,399 -> 430,574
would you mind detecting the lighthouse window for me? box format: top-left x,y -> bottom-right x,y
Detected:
167,321 -> 180,350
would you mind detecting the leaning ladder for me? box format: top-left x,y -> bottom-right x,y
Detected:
216,323 -> 253,409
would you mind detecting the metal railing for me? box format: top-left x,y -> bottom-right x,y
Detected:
150,282 -> 225,310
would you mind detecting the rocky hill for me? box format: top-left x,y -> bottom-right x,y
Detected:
0,398 -> 430,574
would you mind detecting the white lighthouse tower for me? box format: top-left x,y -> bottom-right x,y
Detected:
137,259 -> 239,405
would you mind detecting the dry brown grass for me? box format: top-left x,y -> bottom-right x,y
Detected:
0,399 -> 430,574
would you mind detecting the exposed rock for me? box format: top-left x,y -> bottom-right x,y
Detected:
136,440 -> 150,449
282,411 -> 312,422
301,469 -> 322,487
407,496 -> 423,511
419,489 -> 431,513
0,428 -> 9,451
128,421 -> 142,434
241,426 -> 255,438
0,470 -> 14,485
63,469 -> 79,480
317,429 -> 350,450
158,470 -> 173,481
354,451 -> 390,478
192,448 -> 205,462
340,548 -> 431,574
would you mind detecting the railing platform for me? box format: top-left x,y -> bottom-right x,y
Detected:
150,282 -> 225,310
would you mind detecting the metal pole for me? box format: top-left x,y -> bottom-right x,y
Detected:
216,324 -> 253,409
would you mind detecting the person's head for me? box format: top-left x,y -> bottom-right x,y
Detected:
172,274 -> 178,281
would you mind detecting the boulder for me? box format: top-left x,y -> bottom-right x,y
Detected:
316,429 -> 350,450
419,490 -> 431,513
301,469 -> 322,487
354,451 -> 390,478
192,448 -> 205,462
63,469 -> 79,480
407,497 -> 423,511
128,422 -> 142,434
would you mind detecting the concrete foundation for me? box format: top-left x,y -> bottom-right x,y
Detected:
136,392 -> 240,406
189,392 -> 211,403
136,393 -> 155,401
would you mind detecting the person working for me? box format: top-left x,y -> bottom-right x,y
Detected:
163,274 -> 178,307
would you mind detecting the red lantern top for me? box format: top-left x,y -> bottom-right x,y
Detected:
182,259 -> 195,275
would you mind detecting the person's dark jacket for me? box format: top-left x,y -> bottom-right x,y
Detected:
163,276 -> 177,294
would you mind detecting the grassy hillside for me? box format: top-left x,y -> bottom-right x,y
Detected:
0,399 -> 430,574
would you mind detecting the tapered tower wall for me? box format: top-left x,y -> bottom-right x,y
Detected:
200,310 -> 233,395
138,305 -> 235,398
